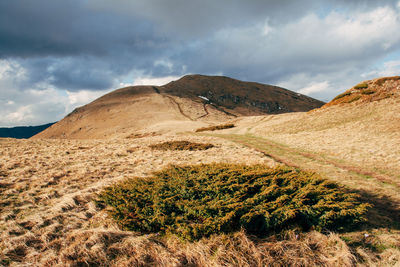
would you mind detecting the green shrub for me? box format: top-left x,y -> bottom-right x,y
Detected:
97,164 -> 370,241
354,83 -> 368,89
332,91 -> 352,101
149,141 -> 214,151
195,123 -> 235,132
361,89 -> 376,95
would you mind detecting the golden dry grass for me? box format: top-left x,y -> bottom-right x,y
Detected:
27,230 -> 355,266
227,96 -> 400,193
0,135 -> 277,265
1,133 -> 398,266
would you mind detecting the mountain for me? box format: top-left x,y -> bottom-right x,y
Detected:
0,122 -> 55,139
32,74 -> 324,139
161,75 -> 324,115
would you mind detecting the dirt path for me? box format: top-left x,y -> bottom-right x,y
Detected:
151,87 -> 195,121
197,103 -> 210,119
164,95 -> 194,121
216,134 -> 400,190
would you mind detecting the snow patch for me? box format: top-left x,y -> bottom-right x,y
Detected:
198,96 -> 209,101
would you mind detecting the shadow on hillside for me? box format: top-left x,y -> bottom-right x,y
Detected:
346,188 -> 400,231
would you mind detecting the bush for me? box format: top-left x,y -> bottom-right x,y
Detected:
361,89 -> 376,95
354,83 -> 368,89
149,141 -> 214,151
97,164 -> 370,241
332,91 -> 352,101
195,123 -> 235,132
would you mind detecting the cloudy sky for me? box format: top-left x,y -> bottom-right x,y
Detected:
1,0 -> 400,126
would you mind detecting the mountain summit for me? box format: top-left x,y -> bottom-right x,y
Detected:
33,75 -> 324,139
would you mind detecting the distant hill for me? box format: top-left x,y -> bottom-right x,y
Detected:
0,122 -> 56,139
32,74 -> 324,139
161,75 -> 325,115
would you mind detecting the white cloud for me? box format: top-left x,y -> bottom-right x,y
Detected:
362,60 -> 400,78
6,105 -> 33,123
67,90 -> 110,106
0,86 -> 69,126
211,6 -> 400,69
332,7 -> 400,50
154,59 -> 174,72
262,20 -> 273,36
133,75 -> 180,86
298,81 -> 331,95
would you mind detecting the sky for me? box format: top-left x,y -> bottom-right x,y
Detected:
1,0 -> 400,127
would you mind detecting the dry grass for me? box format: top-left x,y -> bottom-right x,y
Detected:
228,96 -> 400,191
1,135 -> 396,265
21,229 -> 355,267
0,135 -> 275,265
126,132 -> 159,139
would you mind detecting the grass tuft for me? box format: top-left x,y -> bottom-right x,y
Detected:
354,83 -> 368,89
195,123 -> 235,132
97,164 -> 370,241
332,91 -> 352,101
149,141 -> 214,151
361,89 -> 376,95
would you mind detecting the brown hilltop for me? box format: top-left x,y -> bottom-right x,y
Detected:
161,75 -> 324,115
323,76 -> 400,108
33,74 -> 324,139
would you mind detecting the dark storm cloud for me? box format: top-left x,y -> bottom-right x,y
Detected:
1,0 -> 399,58
0,0 -> 164,58
1,0 -> 400,97
92,0 -> 400,37
0,0 -> 178,90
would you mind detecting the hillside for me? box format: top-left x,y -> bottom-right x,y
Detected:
323,76 -> 400,107
161,74 -> 324,115
0,123 -> 55,139
32,74 -> 324,139
224,77 -> 400,187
